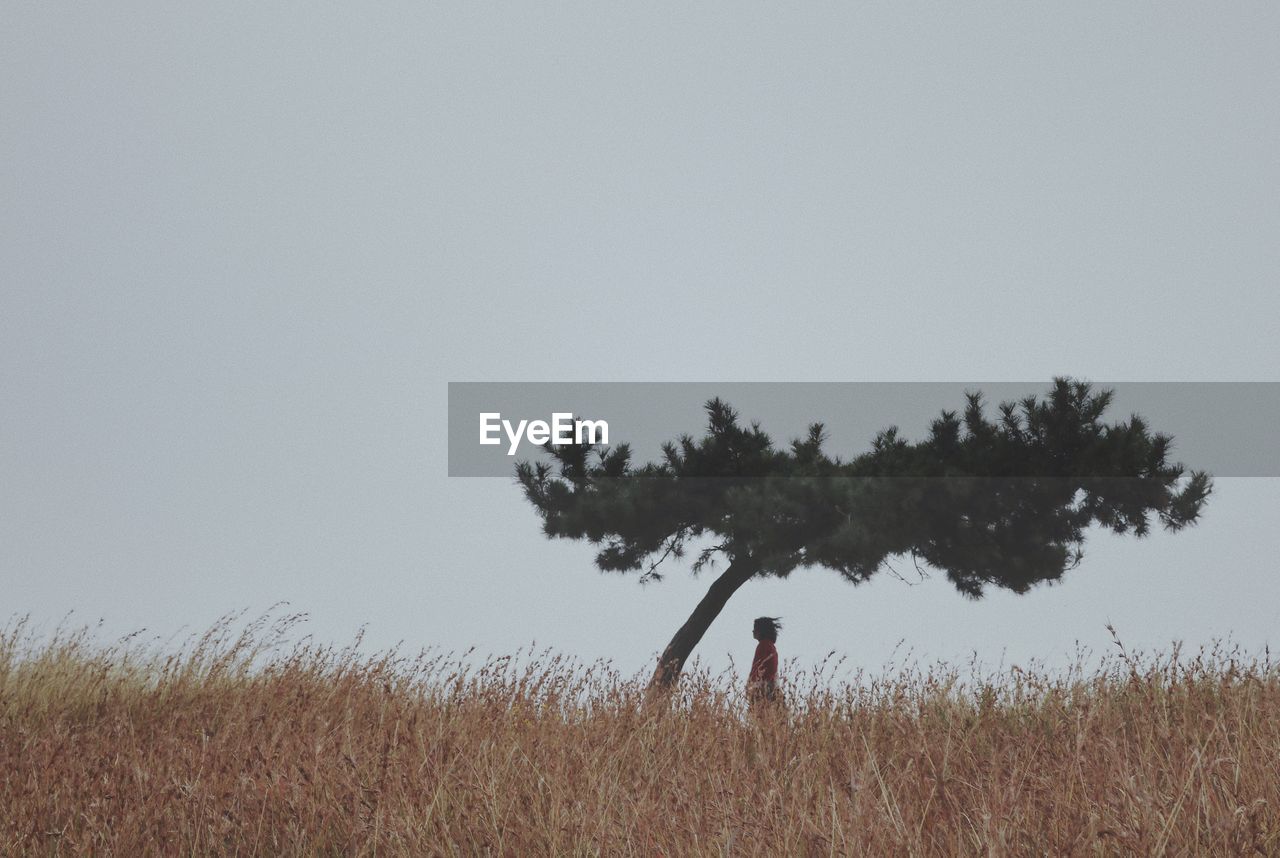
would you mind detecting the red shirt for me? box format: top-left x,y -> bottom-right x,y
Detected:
749,640 -> 778,683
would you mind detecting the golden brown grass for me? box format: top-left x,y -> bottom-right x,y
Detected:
3,612 -> 1278,856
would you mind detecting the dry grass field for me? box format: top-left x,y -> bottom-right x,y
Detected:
3,612 -> 1278,856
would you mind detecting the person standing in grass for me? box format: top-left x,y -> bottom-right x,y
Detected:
748,616 -> 782,707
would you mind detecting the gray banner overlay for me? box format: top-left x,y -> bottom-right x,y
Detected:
448,382 -> 1280,477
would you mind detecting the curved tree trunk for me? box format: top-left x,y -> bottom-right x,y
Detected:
648,560 -> 757,690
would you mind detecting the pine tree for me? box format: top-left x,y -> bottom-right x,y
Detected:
516,379 -> 1212,689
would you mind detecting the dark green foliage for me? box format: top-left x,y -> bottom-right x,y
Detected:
517,379 -> 1211,599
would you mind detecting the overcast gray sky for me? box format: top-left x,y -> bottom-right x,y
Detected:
3,3 -> 1279,681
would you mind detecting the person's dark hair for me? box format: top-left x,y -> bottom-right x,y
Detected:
753,616 -> 782,642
